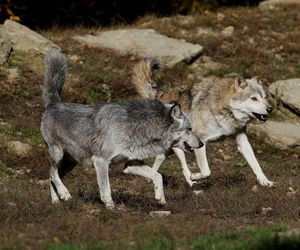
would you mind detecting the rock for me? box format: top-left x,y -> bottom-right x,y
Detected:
287,187 -> 297,196
149,211 -> 171,218
261,207 -> 273,215
278,228 -> 300,238
6,68 -> 19,82
0,20 -> 59,54
259,0 -> 300,10
217,13 -> 225,21
248,121 -> 300,150
269,79 -> 300,115
221,26 -> 234,37
6,141 -> 32,157
251,185 -> 259,193
196,27 -> 218,37
73,28 -> 203,66
0,35 -> 12,64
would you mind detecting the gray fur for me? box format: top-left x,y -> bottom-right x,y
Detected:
41,49 -> 202,209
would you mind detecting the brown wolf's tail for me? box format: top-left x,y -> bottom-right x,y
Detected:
131,58 -> 162,99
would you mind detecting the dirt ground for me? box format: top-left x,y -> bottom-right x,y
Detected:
0,5 -> 299,250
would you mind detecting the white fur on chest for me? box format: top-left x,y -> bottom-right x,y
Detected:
202,115 -> 244,142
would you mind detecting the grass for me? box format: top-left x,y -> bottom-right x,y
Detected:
191,226 -> 300,250
45,226 -> 300,250
0,161 -> 18,178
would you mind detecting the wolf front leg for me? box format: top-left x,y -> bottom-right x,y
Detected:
123,164 -> 166,204
152,154 -> 166,172
92,156 -> 115,209
190,145 -> 211,181
172,147 -> 197,187
236,132 -> 275,187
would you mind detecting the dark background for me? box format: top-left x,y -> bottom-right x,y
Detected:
1,0 -> 263,29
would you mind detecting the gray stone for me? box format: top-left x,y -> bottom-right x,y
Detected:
269,78 -> 300,115
278,228 -> 300,238
221,26 -> 234,37
0,20 -> 59,54
248,121 -> 300,150
0,35 -> 12,64
149,211 -> 171,218
259,0 -> 300,9
73,28 -> 203,66
7,141 -> 32,157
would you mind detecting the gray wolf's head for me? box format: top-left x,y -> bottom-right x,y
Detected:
230,76 -> 273,122
167,102 -> 203,152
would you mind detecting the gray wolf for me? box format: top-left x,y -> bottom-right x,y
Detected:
40,50 -> 203,209
132,58 -> 274,188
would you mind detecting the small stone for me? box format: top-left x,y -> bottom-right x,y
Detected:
287,187 -> 297,196
7,141 -> 32,157
278,228 -> 300,238
221,26 -> 234,37
193,190 -> 204,195
149,211 -> 171,218
88,209 -> 102,216
251,185 -> 258,193
217,13 -> 225,21
261,207 -> 273,215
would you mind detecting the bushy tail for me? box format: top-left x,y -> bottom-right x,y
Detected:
43,49 -> 67,108
131,58 -> 162,99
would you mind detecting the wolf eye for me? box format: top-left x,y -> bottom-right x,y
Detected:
188,128 -> 192,131
251,97 -> 258,101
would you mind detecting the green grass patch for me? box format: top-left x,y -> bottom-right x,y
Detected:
130,235 -> 173,250
0,161 -> 18,178
192,226 -> 300,250
7,53 -> 23,68
19,127 -> 44,146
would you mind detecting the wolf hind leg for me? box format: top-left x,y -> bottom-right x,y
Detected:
48,145 -> 72,202
123,165 -> 166,204
92,156 -> 114,209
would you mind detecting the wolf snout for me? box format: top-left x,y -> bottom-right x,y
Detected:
267,107 -> 273,114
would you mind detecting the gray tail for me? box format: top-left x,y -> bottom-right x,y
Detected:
131,58 -> 162,99
43,49 -> 67,108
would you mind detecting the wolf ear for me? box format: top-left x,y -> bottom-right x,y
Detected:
234,76 -> 248,90
252,76 -> 269,86
170,102 -> 183,120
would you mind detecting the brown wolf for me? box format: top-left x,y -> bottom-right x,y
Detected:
131,58 -> 274,188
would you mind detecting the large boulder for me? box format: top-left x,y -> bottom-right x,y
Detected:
0,35 -> 12,64
269,79 -> 300,115
259,0 -> 300,9
73,28 -> 203,66
248,121 -> 300,150
0,20 -> 59,54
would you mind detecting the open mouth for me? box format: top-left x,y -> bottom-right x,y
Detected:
252,112 -> 268,122
184,142 -> 193,152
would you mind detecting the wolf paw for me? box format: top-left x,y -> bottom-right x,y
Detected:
105,201 -> 115,210
190,171 -> 211,181
258,178 -> 275,188
158,196 -> 166,205
59,191 -> 72,201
